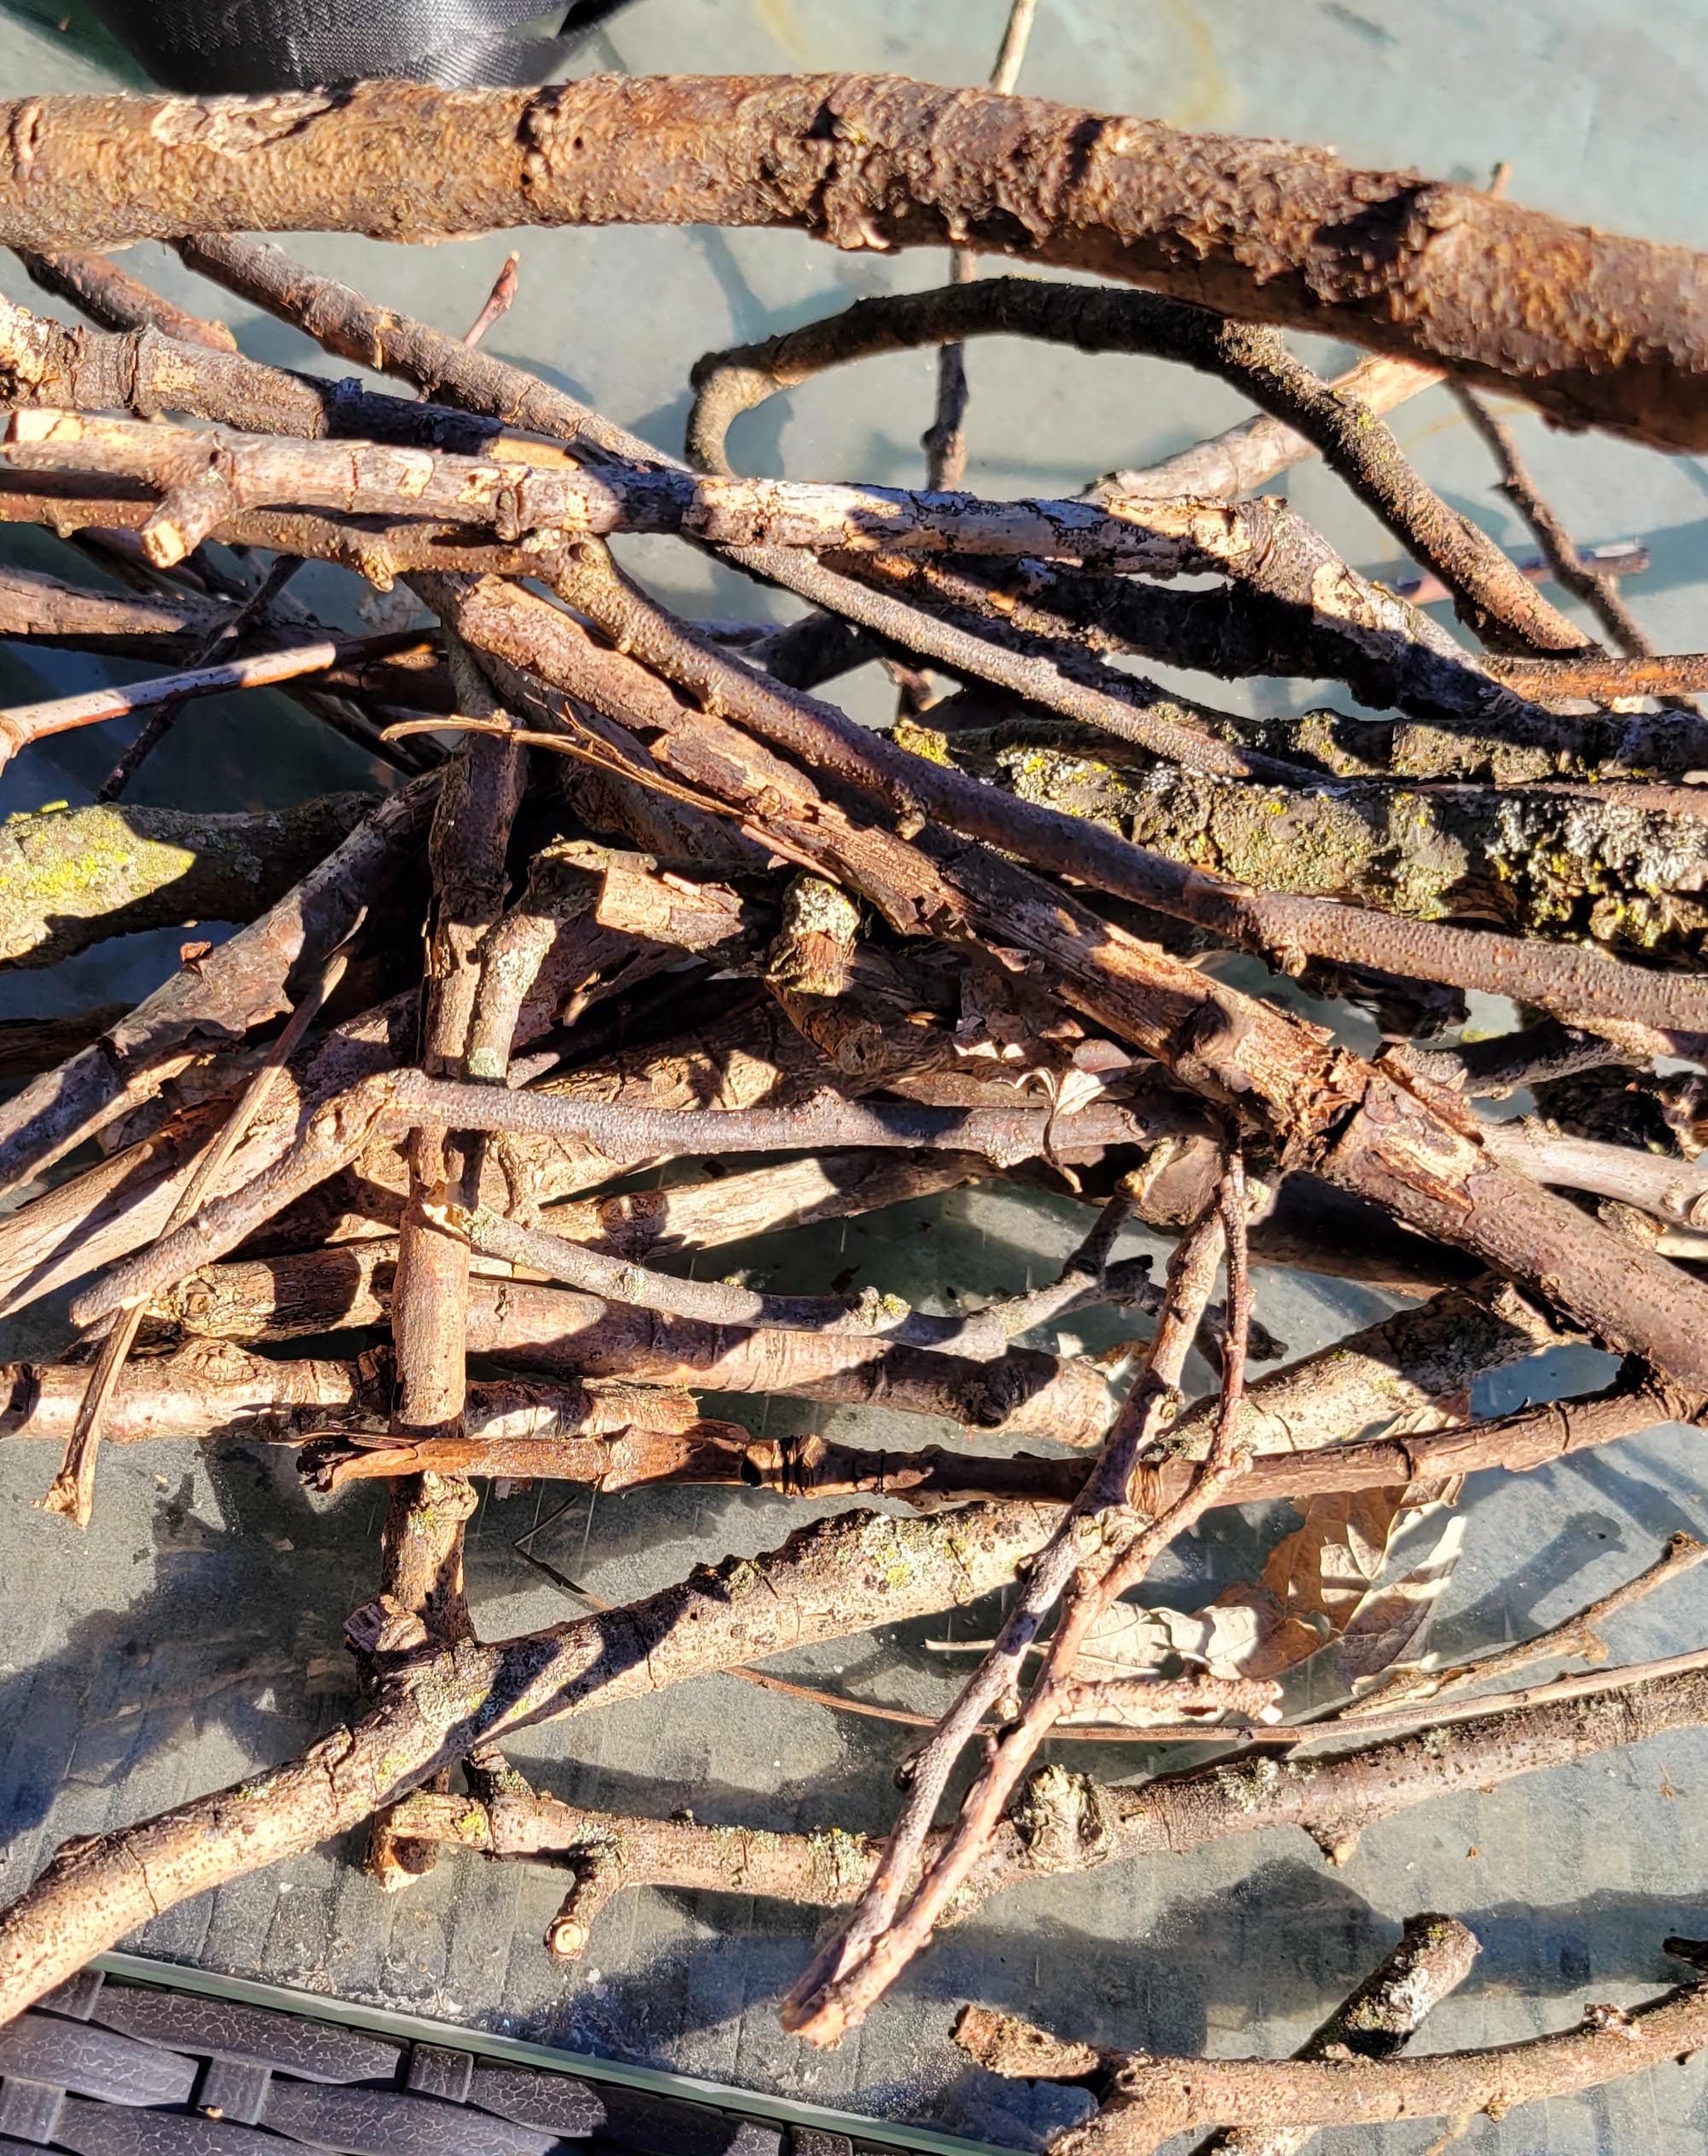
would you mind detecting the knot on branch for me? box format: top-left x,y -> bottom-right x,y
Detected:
1014,1762 -> 1118,1872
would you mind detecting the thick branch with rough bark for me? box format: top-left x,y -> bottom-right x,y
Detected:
4,80 -> 1708,447
0,793 -> 373,969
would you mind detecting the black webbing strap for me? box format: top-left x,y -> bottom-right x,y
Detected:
83,0 -> 641,91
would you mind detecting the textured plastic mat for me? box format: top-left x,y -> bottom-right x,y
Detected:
0,1959 -> 997,2156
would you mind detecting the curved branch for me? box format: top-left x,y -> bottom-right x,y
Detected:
688,277 -> 1579,649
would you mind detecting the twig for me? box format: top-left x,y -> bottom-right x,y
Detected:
0,1497 -> 1070,2021
1345,1531 -> 1708,1715
3,405 -> 1284,575
0,626 -> 429,774
539,550 -> 1708,1052
921,0 -> 1039,491
96,553 -> 306,800
429,1193 -> 1138,1356
66,1081 -> 1165,1334
783,1175 -> 1237,2043
361,1648 -> 1708,1959
1479,1119 -> 1708,1227
44,923 -> 360,1531
15,245 -> 237,349
1454,387 -> 1662,660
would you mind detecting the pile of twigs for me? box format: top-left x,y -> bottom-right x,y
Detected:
3,53 -> 1708,2150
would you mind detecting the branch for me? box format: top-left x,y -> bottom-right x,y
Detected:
880,548 -> 1708,785
953,730 -> 1708,964
1480,1120 -> 1708,1227
5,79 -> 1707,446
0,560 -> 227,652
17,245 -> 237,349
540,548 -> 1708,1056
0,774 -> 436,1198
689,277 -> 1579,649
0,625 -> 426,773
365,1644 -> 1708,1963
1091,353 -> 1439,504
67,1080 -> 1167,1333
1184,1913 -> 1480,2156
3,405 -> 1258,576
430,1193 -> 1155,1358
0,1497 -> 1063,2021
1347,1530 -> 1708,1715
429,566 -> 1708,1392
957,1967 -> 1708,2153
42,926 -> 356,1528
0,793 -> 371,969
1454,387 -> 1664,664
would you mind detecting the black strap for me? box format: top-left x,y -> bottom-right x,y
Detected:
84,0 -> 641,91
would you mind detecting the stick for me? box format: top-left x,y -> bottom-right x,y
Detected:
66,1083 -> 1162,1333
0,773 -> 437,1198
43,926 -> 359,1530
15,245 -> 237,348
783,1181 -> 1233,2042
2,405 -> 1276,575
1184,1915 -> 1482,2156
690,278 -> 1580,651
6,79 -> 1708,447
0,628 -> 428,772
956,1969 -> 1708,2153
97,553 -> 307,800
0,1497 -> 1067,2022
366,1649 -> 1708,1960
1346,1531 -> 1708,1715
539,551 -> 1708,1051
786,1157 -> 1261,2043
428,1194 -> 1151,1356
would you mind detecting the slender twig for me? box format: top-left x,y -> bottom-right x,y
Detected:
96,553 -> 306,800
921,0 -> 1039,491
783,1172 -> 1239,2044
44,924 -> 360,1531
0,628 -> 430,774
1345,1531 -> 1708,1715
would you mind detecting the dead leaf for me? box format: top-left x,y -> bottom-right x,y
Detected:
1334,1507 -> 1466,1684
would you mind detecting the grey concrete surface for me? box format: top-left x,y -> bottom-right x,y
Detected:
3,3 -> 1708,2150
